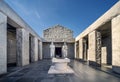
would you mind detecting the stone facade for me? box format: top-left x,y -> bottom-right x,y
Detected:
43,25 -> 75,59
43,25 -> 74,42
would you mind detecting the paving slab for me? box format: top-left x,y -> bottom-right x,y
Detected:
0,60 -> 120,82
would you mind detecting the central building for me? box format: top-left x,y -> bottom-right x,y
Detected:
42,25 -> 75,59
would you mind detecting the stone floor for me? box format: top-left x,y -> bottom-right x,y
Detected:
0,60 -> 120,82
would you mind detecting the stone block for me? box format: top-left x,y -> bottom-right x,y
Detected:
101,47 -> 107,64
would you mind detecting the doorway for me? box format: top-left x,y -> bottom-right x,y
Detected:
7,24 -> 17,67
55,47 -> 62,58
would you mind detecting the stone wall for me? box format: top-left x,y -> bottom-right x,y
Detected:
43,42 -> 51,59
67,43 -> 74,59
43,25 -> 74,42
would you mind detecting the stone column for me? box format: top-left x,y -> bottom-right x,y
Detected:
16,28 -> 29,66
88,31 -> 96,65
79,38 -> 83,60
38,41 -> 43,60
112,15 -> 120,74
34,37 -> 38,61
0,12 -> 7,74
75,42 -> 79,59
88,30 -> 101,66
96,31 -> 101,66
39,41 -> 43,60
83,39 -> 87,61
30,36 -> 38,62
30,36 -> 35,62
38,40 -> 40,60
74,42 -> 77,59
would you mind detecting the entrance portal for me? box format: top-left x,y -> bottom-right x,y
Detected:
55,47 -> 62,58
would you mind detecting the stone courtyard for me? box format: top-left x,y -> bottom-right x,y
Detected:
0,60 -> 120,82
0,0 -> 120,82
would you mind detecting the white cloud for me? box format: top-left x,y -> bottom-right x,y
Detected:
6,0 -> 41,19
35,10 -> 41,18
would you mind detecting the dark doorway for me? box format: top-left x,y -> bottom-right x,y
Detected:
29,35 -> 32,63
7,24 -> 17,67
55,47 -> 62,58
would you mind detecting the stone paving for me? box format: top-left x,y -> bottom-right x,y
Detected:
0,60 -> 120,82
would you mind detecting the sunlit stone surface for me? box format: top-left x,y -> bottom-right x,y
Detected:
48,58 -> 74,74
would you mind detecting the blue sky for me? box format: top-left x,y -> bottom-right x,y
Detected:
4,0 -> 118,37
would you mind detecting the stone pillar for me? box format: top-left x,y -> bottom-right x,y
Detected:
83,39 -> 87,61
39,41 -> 43,60
96,31 -> 101,66
88,30 -> 101,66
74,42 -> 77,59
0,12 -> 7,74
38,41 -> 42,60
16,28 -> 29,66
88,31 -> 96,65
38,40 -> 40,60
112,15 -> 120,74
30,36 -> 38,62
34,37 -> 38,61
79,38 -> 83,60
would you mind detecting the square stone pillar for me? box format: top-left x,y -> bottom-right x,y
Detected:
34,37 -> 38,61
39,41 -> 43,60
112,15 -> 120,74
30,36 -> 38,62
74,42 -> 77,59
0,12 -> 7,74
88,30 -> 102,66
83,39 -> 87,61
88,31 -> 96,65
79,38 -> 83,60
16,28 -> 29,66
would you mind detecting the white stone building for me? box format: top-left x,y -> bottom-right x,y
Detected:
43,25 -> 75,59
